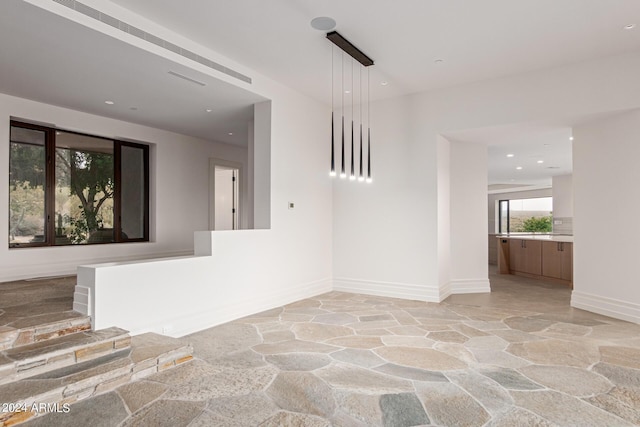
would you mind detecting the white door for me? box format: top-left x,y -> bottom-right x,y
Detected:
214,167 -> 238,230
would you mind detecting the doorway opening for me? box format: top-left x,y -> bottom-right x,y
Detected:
209,159 -> 242,230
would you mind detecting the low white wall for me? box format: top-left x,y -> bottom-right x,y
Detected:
76,231 -> 332,337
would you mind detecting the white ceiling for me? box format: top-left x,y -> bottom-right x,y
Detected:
444,123 -> 573,187
3,0 -> 640,179
0,0 -> 265,145
109,0 -> 640,103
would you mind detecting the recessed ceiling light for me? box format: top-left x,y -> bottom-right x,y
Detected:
506,153 -> 515,158
624,24 -> 636,30
380,81 -> 388,86
345,90 -> 351,94
537,160 -> 544,164
434,59 -> 444,64
228,132 -> 233,136
569,136 -> 574,141
310,16 -> 336,31
205,109 -> 212,112
104,100 -> 114,105
516,166 -> 523,170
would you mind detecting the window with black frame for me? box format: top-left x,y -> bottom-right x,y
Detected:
498,197 -> 553,234
9,121 -> 149,247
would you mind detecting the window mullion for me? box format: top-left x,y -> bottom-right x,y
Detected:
45,129 -> 56,246
114,141 -> 122,242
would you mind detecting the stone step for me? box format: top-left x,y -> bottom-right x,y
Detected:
0,327 -> 130,386
0,333 -> 193,426
0,311 -> 91,351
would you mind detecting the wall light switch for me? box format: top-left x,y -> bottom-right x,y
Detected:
554,220 -> 563,225
288,202 -> 295,209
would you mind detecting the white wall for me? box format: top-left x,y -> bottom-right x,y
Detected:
437,136 -> 451,296
552,174 -> 573,218
78,230 -> 331,337
247,120 -> 255,229
333,96 -> 442,301
571,110 -> 640,323
449,140 -> 489,293
1,93 -> 248,281
253,101 -> 271,229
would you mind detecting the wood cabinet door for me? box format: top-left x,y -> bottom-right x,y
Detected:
561,242 -> 573,281
508,239 -> 523,272
542,241 -> 563,279
523,240 -> 542,275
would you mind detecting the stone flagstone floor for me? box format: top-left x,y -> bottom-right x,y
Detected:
21,268 -> 640,426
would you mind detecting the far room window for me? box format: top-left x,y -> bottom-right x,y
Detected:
498,197 -> 553,233
9,121 -> 149,247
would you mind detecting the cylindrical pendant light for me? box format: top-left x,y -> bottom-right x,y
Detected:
366,67 -> 372,183
358,64 -> 364,181
340,52 -> 346,179
350,59 -> 356,180
330,45 -> 336,177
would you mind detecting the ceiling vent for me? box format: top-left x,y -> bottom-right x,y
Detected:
51,0 -> 252,84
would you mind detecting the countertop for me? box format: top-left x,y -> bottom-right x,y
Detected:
495,234 -> 574,243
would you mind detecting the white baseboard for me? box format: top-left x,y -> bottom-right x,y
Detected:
450,279 -> 491,295
333,277 -> 442,302
0,250 -> 193,283
439,281 -> 452,301
571,291 -> 640,324
156,277 -> 333,337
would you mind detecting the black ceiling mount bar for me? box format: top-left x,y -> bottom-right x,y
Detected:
326,31 -> 374,67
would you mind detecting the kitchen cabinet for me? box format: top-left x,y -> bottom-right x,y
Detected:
508,239 -> 542,276
542,241 -> 572,281
497,236 -> 573,286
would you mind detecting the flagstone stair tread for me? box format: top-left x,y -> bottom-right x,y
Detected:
0,333 -> 192,426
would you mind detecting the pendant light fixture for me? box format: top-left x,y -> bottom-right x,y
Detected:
340,52 -> 346,179
366,67 -> 372,184
330,45 -> 336,177
325,30 -> 374,184
358,65 -> 364,182
349,58 -> 356,180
